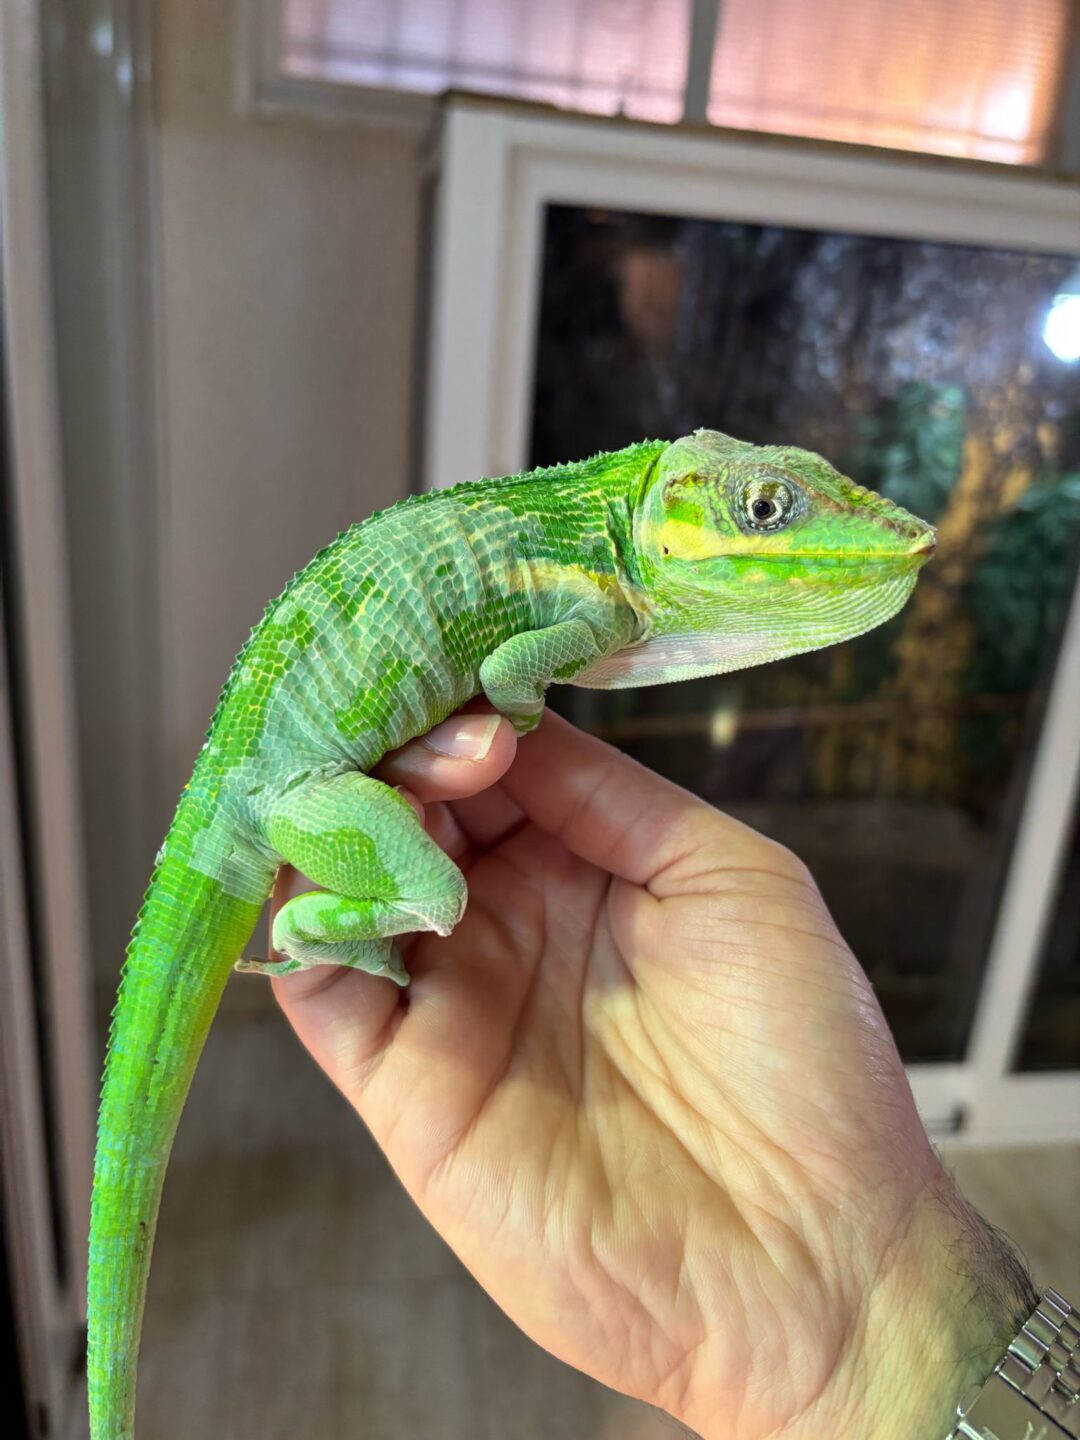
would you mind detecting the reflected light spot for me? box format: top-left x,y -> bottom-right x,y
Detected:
1043,295 -> 1080,364
984,83 -> 1031,142
116,54 -> 133,98
709,708 -> 739,748
88,19 -> 113,57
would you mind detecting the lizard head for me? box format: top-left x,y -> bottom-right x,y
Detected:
629,428 -> 936,676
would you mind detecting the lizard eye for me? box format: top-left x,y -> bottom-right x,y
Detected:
742,479 -> 796,532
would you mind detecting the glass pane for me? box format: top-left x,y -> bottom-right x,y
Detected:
1016,802 -> 1080,1071
530,204 -> 1080,1063
708,0 -> 1070,164
282,0 -> 692,123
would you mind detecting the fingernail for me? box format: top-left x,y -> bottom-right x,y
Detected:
422,713 -> 501,761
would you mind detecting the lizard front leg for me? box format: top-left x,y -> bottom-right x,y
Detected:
238,771 -> 466,982
479,619 -> 608,735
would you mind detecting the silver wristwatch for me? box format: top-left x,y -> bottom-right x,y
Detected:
951,1288 -> 1080,1438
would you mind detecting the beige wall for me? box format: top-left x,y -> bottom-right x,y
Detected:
157,0 -> 425,787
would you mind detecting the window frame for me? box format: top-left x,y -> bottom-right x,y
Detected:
237,0 -> 438,129
240,0 -> 1080,172
422,97 -> 1080,1144
237,0 -> 720,128
0,1 -> 99,1431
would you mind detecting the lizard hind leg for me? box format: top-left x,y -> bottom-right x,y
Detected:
237,896 -> 412,984
245,770 -> 467,985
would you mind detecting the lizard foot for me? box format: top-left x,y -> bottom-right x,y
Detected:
235,938 -> 408,985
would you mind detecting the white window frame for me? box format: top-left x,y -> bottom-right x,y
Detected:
422,97 -> 1080,1146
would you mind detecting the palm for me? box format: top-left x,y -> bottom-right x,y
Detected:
274,717 -> 939,1439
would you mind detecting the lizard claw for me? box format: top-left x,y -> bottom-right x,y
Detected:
234,955 -> 300,977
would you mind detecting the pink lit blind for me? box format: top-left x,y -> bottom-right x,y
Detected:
708,0 -> 1070,163
281,0 -> 693,124
280,0 -> 1072,164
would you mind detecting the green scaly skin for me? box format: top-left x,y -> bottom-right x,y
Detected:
88,429 -> 935,1437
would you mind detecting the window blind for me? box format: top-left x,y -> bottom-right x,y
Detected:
282,0 -> 692,123
280,0 -> 1073,164
707,0 -> 1070,164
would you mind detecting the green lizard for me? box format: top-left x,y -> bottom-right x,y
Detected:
88,428 -> 935,1437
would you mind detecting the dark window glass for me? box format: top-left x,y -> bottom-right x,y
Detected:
530,204 -> 1080,1063
0,1179 -> 32,1440
1016,806 -> 1080,1071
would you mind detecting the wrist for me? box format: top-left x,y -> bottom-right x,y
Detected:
826,1169 -> 1037,1440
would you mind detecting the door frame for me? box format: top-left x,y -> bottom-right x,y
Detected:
0,0 -> 99,1432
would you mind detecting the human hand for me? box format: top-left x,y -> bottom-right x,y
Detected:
272,711 -> 1032,1440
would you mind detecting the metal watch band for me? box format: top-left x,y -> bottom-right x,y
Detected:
953,1287 -> 1080,1439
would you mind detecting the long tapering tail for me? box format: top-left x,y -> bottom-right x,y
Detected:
87,843 -> 270,1438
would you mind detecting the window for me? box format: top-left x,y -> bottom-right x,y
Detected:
528,202 -> 1080,1064
707,0 -> 1071,165
280,0 -> 693,123
273,0 -> 1074,164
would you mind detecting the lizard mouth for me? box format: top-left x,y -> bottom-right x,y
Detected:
728,549 -> 932,565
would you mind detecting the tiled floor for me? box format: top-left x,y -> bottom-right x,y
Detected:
139,984 -> 683,1439
136,984 -> 1078,1438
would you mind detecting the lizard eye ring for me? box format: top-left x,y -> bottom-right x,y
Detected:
741,478 -> 797,533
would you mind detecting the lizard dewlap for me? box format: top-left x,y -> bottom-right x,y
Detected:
87,428 -> 935,1437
